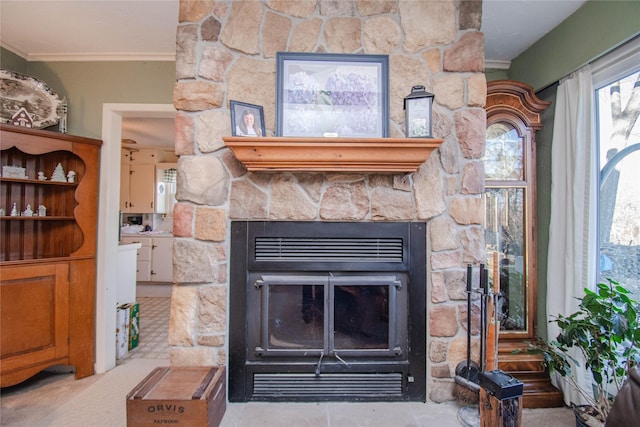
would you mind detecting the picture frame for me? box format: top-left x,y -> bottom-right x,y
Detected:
276,52 -> 389,138
230,100 -> 265,137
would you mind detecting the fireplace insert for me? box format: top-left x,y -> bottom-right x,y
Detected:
229,221 -> 426,402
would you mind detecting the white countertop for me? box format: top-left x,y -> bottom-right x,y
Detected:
118,242 -> 142,249
120,231 -> 173,237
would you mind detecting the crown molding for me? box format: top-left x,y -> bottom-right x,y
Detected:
1,42 -> 175,62
485,60 -> 512,70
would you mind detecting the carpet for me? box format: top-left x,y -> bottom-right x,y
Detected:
41,359 -> 168,427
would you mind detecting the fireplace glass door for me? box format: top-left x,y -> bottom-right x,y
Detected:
251,274 -> 404,359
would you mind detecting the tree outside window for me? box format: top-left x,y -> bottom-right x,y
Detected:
597,71 -> 640,299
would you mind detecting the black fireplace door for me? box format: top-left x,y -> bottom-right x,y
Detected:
247,274 -> 407,360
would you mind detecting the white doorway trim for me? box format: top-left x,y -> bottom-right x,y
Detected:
96,103 -> 175,373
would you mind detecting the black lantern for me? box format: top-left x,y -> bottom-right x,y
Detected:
403,85 -> 434,138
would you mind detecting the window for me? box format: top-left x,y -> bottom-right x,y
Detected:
595,66 -> 640,300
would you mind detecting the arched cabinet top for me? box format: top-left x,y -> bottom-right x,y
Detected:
486,80 -> 551,130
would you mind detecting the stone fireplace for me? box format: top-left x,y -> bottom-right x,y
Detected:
170,0 -> 486,403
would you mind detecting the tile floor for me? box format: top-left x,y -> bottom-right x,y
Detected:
118,296 -> 171,361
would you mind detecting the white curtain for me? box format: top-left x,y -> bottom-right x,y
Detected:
546,64 -> 598,406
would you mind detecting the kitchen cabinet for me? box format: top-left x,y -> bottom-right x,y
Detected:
136,239 -> 152,281
121,163 -> 155,213
120,149 -> 177,214
150,237 -> 173,282
1,124 -> 101,387
120,235 -> 173,283
120,158 -> 129,212
129,148 -> 167,164
128,164 -> 155,213
120,236 -> 151,281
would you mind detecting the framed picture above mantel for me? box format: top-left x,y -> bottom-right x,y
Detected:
275,52 -> 389,138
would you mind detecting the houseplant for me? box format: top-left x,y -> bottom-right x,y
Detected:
528,279 -> 640,425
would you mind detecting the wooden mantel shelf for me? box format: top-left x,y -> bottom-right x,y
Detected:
222,136 -> 444,172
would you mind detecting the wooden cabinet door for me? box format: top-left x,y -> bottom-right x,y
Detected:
137,241 -> 152,281
120,164 -> 131,211
128,164 -> 155,213
129,148 -> 160,164
151,238 -> 173,282
120,237 -> 151,281
1,263 -> 70,387
136,260 -> 152,282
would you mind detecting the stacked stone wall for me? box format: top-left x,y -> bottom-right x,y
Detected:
171,0 -> 486,402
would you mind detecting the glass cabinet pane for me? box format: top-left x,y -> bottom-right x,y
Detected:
484,187 -> 527,332
485,123 -> 524,180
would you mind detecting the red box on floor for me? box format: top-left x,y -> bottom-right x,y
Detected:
126,366 -> 226,427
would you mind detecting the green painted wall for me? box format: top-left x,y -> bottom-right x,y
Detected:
485,68 -> 509,82
1,48 -> 175,139
509,0 -> 640,91
534,83 -> 558,341
1,48 -> 28,74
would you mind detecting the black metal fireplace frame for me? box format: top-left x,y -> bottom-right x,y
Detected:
229,221 -> 426,402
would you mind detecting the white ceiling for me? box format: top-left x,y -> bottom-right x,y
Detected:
482,0 -> 587,68
121,117 -> 177,148
0,0 -> 179,62
0,0 -> 587,147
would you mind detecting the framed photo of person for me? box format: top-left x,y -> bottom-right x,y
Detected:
230,101 -> 265,137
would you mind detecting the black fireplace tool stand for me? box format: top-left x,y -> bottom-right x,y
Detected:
455,263 -> 523,427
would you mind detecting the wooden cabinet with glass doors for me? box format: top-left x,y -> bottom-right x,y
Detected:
484,81 -> 563,407
0,124 -> 101,387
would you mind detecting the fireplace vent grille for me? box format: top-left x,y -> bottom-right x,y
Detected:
254,237 -> 403,262
253,373 -> 403,398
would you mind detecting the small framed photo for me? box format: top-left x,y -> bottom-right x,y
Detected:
230,101 -> 265,137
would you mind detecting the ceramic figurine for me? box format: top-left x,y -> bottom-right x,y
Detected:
67,170 -> 76,183
10,202 -> 18,216
59,99 -> 68,134
0,208 -> 5,216
51,163 -> 66,182
23,204 -> 33,217
38,171 -> 47,181
38,205 -> 47,217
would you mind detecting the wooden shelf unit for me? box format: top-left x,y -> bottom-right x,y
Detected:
0,124 -> 102,387
1,172 -> 82,261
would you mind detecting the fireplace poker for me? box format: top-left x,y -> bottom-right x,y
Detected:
453,264 -> 481,404
480,264 -> 488,373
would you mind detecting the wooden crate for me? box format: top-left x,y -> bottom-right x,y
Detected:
127,366 -> 226,427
